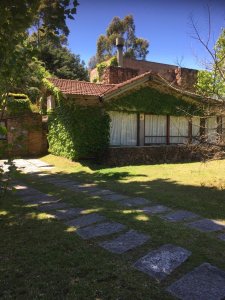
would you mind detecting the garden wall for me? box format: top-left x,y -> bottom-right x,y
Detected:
0,113 -> 48,158
103,145 -> 202,166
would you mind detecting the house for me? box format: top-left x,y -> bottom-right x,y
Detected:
46,39 -> 223,165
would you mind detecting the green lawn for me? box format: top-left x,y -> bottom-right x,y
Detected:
1,155 -> 225,299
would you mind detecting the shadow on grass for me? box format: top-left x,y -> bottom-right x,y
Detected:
18,166 -> 225,221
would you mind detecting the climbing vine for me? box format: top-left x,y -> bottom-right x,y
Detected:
48,102 -> 110,160
104,86 -> 203,116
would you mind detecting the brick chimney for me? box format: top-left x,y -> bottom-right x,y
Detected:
116,36 -> 124,67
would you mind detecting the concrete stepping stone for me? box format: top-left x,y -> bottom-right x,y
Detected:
141,205 -> 171,215
167,263 -> 225,300
37,202 -> 71,212
27,197 -> 60,206
218,233 -> 225,241
119,197 -> 150,207
21,194 -> 55,203
99,229 -> 150,254
89,189 -> 115,196
65,213 -> 106,228
76,221 -> 126,239
133,244 -> 191,281
15,188 -> 40,197
161,210 -> 199,222
102,193 -> 129,202
50,208 -> 83,220
186,218 -> 225,232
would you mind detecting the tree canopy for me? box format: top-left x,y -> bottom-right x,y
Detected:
92,15 -> 149,65
196,28 -> 225,101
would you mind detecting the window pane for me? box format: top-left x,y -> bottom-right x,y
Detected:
170,116 -> 189,144
206,117 -> 218,143
109,111 -> 137,146
145,115 -> 167,144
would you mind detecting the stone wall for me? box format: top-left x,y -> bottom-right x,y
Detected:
0,113 -> 48,158
103,145 -> 202,166
101,66 -> 138,84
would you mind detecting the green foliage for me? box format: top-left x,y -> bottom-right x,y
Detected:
6,94 -> 32,115
105,87 -> 202,116
96,62 -> 108,80
96,15 -> 149,63
109,56 -> 118,66
48,103 -> 110,160
196,28 -> 225,100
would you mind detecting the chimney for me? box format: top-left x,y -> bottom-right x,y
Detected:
116,36 -> 124,67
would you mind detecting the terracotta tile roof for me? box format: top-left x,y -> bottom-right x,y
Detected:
48,72 -> 152,98
48,78 -> 115,97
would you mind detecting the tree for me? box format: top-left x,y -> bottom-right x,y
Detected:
37,40 -> 89,81
96,15 -> 149,63
195,28 -> 225,101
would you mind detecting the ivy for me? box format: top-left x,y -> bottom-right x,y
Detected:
104,86 -> 203,116
6,93 -> 32,115
48,102 -> 110,160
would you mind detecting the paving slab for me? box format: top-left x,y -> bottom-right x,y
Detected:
37,202 -> 71,212
65,213 -> 106,228
119,197 -> 150,207
76,221 -> 126,239
101,193 -> 129,202
218,233 -> 225,241
88,189 -> 115,196
15,188 -> 41,197
99,230 -> 150,254
50,208 -> 83,220
161,210 -> 199,222
133,244 -> 191,281
140,205 -> 171,215
21,194 -> 55,203
167,263 -> 225,300
186,218 -> 225,232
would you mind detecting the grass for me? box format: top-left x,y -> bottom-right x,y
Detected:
1,155 -> 225,299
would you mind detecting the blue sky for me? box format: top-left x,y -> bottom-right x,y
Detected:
67,0 -> 225,70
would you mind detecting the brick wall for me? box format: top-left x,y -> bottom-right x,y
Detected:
1,113 -> 48,158
101,66 -> 138,84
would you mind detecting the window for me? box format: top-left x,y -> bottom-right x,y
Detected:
206,117 -> 218,143
0,121 -> 7,140
109,111 -> 137,146
170,116 -> 189,144
145,115 -> 167,144
192,116 -> 201,143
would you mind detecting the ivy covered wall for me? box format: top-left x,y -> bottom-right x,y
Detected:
48,102 -> 110,160
47,85 -> 204,161
105,86 -> 202,116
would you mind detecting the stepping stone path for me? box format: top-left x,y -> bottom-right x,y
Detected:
65,213 -> 106,228
167,263 -> 225,300
102,193 -> 129,202
186,218 -> 225,232
76,222 -> 126,239
10,159 -> 225,299
99,230 -> 150,254
133,244 -> 192,281
37,202 -> 71,212
140,205 -> 171,215
218,233 -> 225,241
119,197 -> 150,207
161,210 -> 199,222
50,208 -> 84,220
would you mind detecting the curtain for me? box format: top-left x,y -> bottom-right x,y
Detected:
206,117 -> 218,143
192,117 -> 200,143
170,116 -> 189,144
145,115 -> 167,144
109,111 -> 137,146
